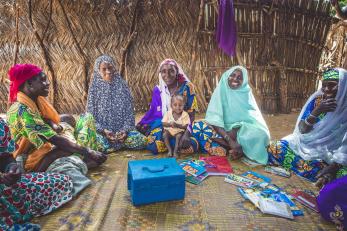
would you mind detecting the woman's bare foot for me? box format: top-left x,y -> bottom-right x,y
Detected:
228,149 -> 243,160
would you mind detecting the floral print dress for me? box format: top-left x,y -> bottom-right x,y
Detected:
0,118 -> 73,230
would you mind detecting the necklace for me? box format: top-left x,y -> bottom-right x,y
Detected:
168,82 -> 179,96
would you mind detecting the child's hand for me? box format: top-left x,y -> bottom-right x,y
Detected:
52,124 -> 63,133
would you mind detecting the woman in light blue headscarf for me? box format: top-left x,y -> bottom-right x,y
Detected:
192,66 -> 270,164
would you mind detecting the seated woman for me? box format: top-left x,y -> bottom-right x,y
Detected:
86,54 -> 147,152
6,63 -> 107,173
192,66 -> 270,164
136,58 -> 199,154
0,117 -> 73,230
268,68 -> 347,185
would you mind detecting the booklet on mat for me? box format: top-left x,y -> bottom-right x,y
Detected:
264,166 -> 291,178
199,156 -> 233,175
224,174 -> 257,188
258,197 -> 294,219
238,183 -> 304,217
185,172 -> 208,185
238,187 -> 262,208
241,171 -> 271,184
180,160 -> 206,177
292,190 -> 318,212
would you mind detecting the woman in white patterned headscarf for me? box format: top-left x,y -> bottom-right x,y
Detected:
136,58 -> 199,154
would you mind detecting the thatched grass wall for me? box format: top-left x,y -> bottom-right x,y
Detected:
0,0 -> 333,114
320,20 -> 347,70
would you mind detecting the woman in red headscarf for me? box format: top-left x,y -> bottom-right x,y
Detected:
6,64 -> 107,172
6,63 -> 108,203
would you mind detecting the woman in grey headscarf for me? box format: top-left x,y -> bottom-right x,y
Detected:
86,54 -> 146,151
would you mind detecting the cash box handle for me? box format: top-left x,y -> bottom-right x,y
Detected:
142,165 -> 169,173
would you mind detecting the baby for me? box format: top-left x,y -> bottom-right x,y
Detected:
162,94 -> 191,157
45,114 -> 77,142
59,114 -> 77,143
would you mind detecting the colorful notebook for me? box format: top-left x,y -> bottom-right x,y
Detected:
179,160 -> 206,177
238,187 -> 262,207
239,185 -> 303,217
224,174 -> 257,188
292,190 -> 319,213
199,156 -> 233,176
241,171 -> 271,184
268,191 -> 304,216
185,172 -> 208,185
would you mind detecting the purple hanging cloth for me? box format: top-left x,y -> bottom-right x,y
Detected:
216,0 -> 237,56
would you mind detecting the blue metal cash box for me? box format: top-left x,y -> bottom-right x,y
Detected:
128,158 -> 185,206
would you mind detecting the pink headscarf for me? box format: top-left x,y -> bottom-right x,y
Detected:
8,64 -> 42,103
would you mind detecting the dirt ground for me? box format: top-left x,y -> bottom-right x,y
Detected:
262,113 -> 299,139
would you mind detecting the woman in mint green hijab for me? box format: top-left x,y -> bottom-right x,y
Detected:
192,66 -> 270,164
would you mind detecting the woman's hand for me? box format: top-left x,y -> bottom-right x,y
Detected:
312,98 -> 337,115
104,129 -> 117,143
86,148 -> 107,164
179,131 -> 191,149
223,131 -> 243,159
228,142 -> 243,160
52,123 -> 63,133
0,164 -> 21,186
44,118 -> 63,133
115,131 -> 127,143
315,163 -> 340,189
